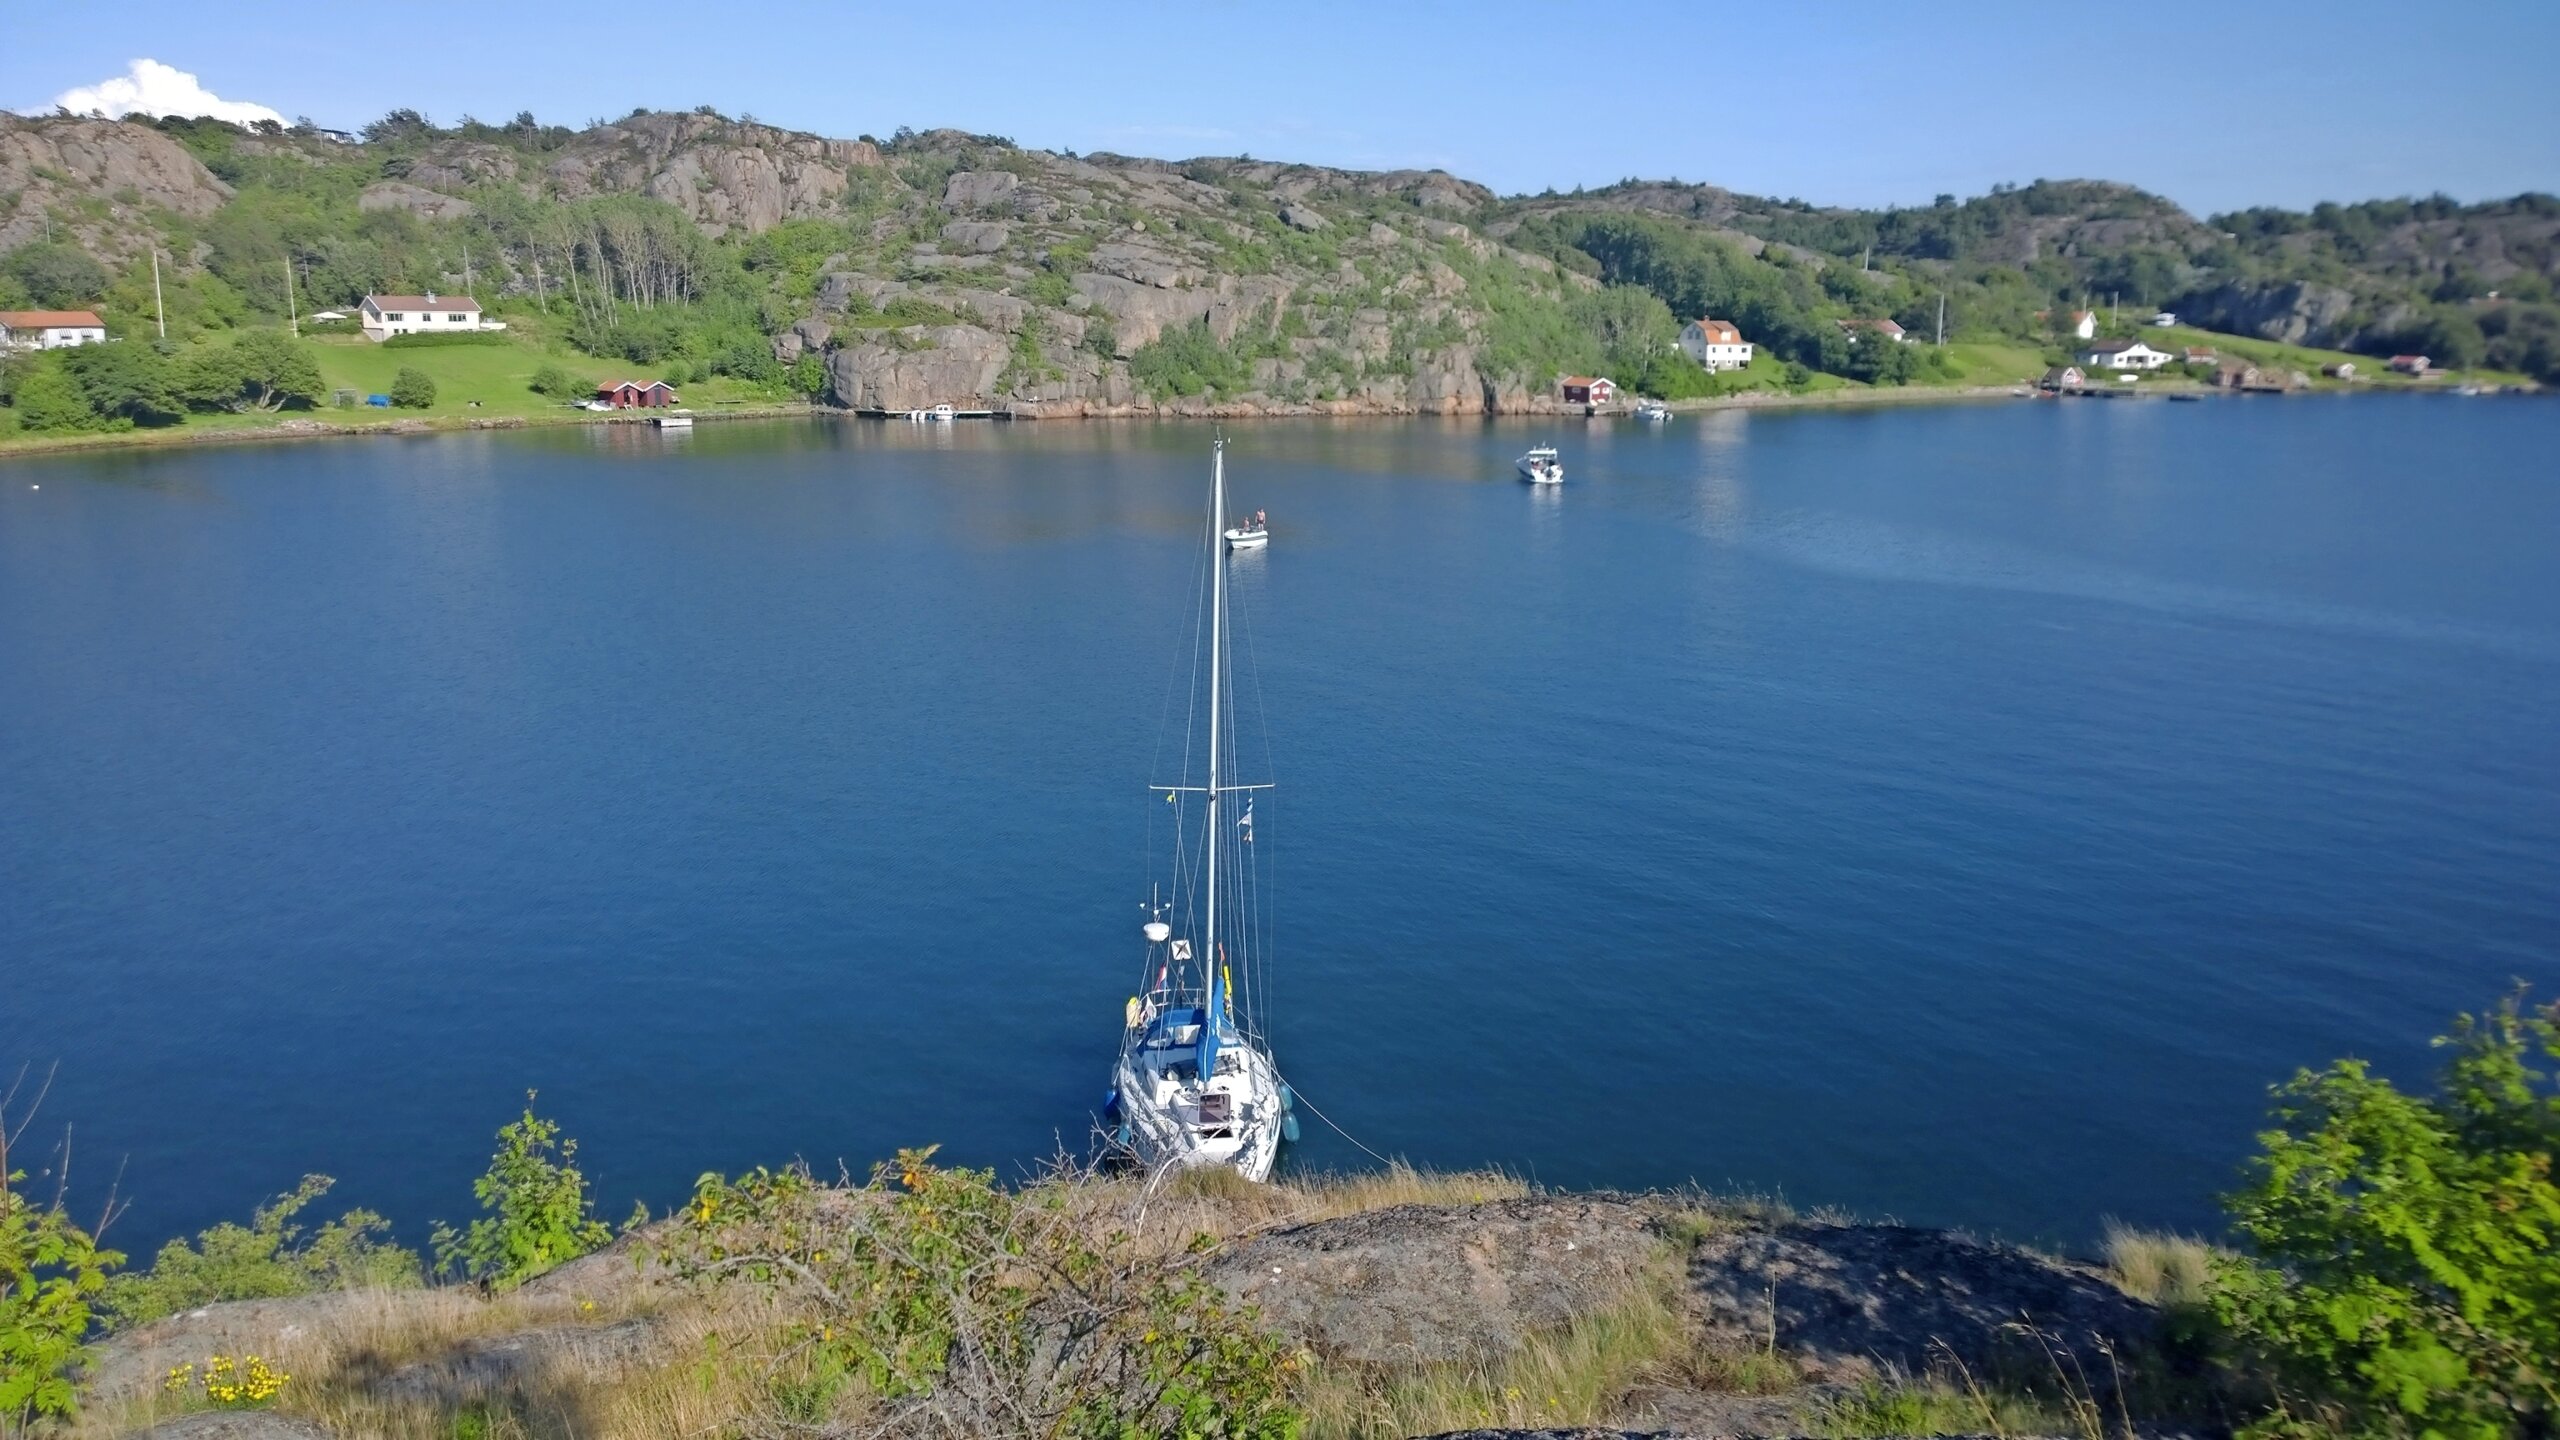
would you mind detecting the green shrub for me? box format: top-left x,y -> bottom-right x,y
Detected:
380,329 -> 512,348
101,1174 -> 419,1329
3,1131 -> 125,1430
528,362 -> 592,400
2214,991 -> 2560,1438
387,366 -> 436,409
673,1149 -> 1301,1438
431,1094 -> 611,1291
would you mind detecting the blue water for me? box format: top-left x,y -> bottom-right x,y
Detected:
4,398 -> 2556,1254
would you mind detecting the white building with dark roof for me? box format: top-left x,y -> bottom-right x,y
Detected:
360,293 -> 486,341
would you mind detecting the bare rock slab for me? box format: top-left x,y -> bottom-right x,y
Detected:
1688,1223 -> 2154,1385
123,1414 -> 339,1440
1212,1197 -> 1663,1366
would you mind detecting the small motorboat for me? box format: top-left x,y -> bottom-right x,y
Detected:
1517,446 -> 1563,484
652,410 -> 695,429
1633,399 -> 1671,423
1224,509 -> 1270,549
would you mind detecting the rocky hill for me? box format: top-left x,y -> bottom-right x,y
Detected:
5,108 -> 2554,412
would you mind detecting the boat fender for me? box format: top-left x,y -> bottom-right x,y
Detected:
1115,1120 -> 1133,1148
1279,1083 -> 1296,1113
1282,1113 -> 1301,1144
1102,1087 -> 1120,1120
1124,996 -> 1143,1029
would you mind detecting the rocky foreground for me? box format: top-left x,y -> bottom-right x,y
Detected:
80,1188 -> 2185,1440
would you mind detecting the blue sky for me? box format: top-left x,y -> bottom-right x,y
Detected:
6,0 -> 2555,216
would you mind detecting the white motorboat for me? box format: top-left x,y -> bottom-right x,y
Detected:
652,411 -> 694,430
907,403 -> 958,422
1223,508 -> 1270,549
1517,445 -> 1563,484
1633,399 -> 1671,423
1106,440 -> 1294,1183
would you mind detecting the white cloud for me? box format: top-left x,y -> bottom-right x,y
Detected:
39,59 -> 287,127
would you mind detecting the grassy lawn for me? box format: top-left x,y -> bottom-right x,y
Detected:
1937,338 -> 2049,386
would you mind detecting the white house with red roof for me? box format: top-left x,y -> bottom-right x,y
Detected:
1837,317 -> 1908,344
359,293 -> 490,341
0,309 -> 108,350
1679,317 -> 1754,372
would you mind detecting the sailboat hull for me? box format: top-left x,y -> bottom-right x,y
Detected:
1112,1036 -> 1284,1182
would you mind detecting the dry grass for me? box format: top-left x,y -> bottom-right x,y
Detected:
2100,1222 -> 2226,1309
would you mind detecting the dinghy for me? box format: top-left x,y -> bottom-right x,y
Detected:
1223,508 -> 1270,549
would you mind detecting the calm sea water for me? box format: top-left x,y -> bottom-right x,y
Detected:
4,398 -> 2556,1253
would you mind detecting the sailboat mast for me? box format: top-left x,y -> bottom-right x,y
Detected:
1203,440 -> 1226,1012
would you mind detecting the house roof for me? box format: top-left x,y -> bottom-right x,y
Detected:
1690,318 -> 1742,344
2085,339 -> 2163,354
2069,310 -> 2095,321
0,309 -> 105,328
2389,354 -> 2427,363
2183,347 -> 2217,359
1839,317 -> 1904,334
363,294 -> 481,312
2041,365 -> 2080,381
597,379 -> 678,392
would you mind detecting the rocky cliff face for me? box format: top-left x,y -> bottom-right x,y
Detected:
2177,277 -> 2372,347
533,112 -> 883,233
0,115 -> 232,261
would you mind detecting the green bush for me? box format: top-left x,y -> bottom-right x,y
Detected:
528,362 -> 592,400
673,1148 -> 1301,1438
101,1175 -> 419,1329
387,366 -> 436,409
3,1136 -> 125,1430
380,330 -> 512,348
2,242 -> 109,309
430,1094 -> 611,1291
2213,991 -> 2560,1438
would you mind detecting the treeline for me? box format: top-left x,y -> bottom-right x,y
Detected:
0,332 -> 331,433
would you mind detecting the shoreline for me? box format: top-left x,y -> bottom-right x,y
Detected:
0,376 -> 2516,463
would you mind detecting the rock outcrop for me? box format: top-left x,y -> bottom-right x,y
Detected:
2177,279 -> 2366,348
535,112 -> 882,234
1212,1198 -> 1664,1366
1687,1222 -> 2154,1389
358,180 -> 476,222
825,325 -> 1011,411
0,114 -> 232,261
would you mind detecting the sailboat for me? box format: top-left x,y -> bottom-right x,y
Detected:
1106,440 -> 1294,1182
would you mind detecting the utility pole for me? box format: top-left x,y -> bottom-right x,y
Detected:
285,256 -> 298,336
1936,292 -> 1946,347
151,248 -> 166,340
462,244 -> 473,297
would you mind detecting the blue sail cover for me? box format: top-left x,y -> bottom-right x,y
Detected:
1196,963 -> 1222,1078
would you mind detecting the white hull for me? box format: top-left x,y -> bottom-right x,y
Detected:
1519,463 -> 1562,484
1223,527 -> 1268,549
1113,1030 -> 1284,1182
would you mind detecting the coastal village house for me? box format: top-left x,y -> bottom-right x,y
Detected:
2184,346 -> 2219,367
359,293 -> 491,341
595,380 -> 680,409
2079,339 -> 2173,371
2389,354 -> 2431,375
0,309 -> 108,349
1559,376 -> 1617,407
1679,317 -> 1753,372
2039,365 -> 2085,390
1837,317 -> 1907,344
2150,312 -> 2178,327
2068,310 -> 2098,340
2323,361 -> 2358,380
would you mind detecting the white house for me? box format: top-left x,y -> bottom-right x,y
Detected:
1838,317 -> 1908,344
360,293 -> 487,341
2068,309 -> 2098,340
2079,339 -> 2174,371
1679,317 -> 1754,372
0,309 -> 108,350
2150,312 -> 2178,327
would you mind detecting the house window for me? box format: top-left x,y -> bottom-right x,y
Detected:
448,313 -> 466,322
387,313 -> 404,322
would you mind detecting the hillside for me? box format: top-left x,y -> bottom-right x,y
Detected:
2,107 -> 2554,442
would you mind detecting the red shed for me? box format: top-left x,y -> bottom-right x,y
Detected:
596,380 -> 680,409
1559,376 -> 1617,407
